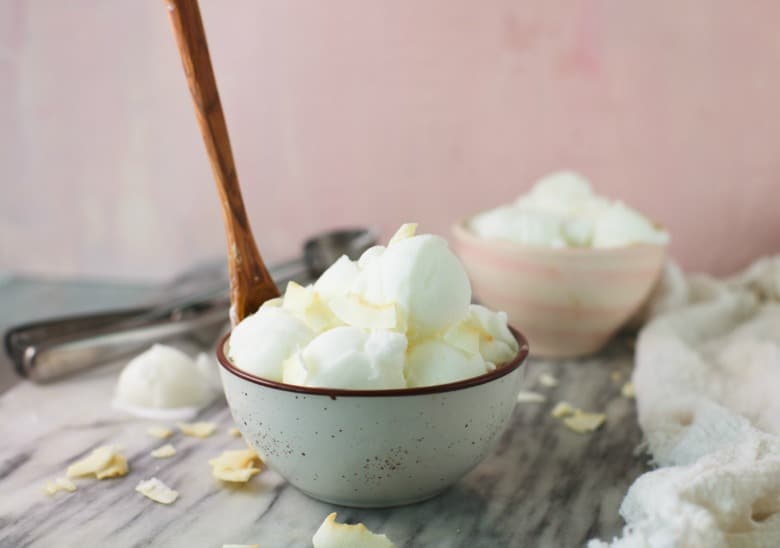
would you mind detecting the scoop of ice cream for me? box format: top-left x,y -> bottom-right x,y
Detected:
377,231 -> 471,337
284,327 -> 407,389
517,170 -> 595,216
282,281 -> 343,333
228,306 -> 315,382
335,224 -> 471,336
464,305 -> 520,366
468,206 -> 566,248
592,201 -> 670,248
469,171 -> 668,249
405,339 -> 488,388
317,248 -> 404,331
114,344 -> 216,411
314,255 -> 359,300
350,245 -> 387,305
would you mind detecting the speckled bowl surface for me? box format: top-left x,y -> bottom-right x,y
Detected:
217,329 -> 529,508
452,219 -> 666,358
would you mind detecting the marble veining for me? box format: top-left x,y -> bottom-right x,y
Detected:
0,335 -> 644,548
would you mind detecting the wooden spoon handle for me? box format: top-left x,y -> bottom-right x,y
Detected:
165,0 -> 279,323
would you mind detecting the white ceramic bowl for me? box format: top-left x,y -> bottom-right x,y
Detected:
217,329 -> 529,508
452,220 -> 666,358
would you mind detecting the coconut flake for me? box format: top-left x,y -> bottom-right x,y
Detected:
135,477 -> 179,505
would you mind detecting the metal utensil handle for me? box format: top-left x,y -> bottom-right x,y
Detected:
25,304 -> 229,383
5,258 -> 304,355
6,260 -> 309,383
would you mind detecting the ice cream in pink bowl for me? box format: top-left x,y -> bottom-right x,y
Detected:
452,172 -> 667,358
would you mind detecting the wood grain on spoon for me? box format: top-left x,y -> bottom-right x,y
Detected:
164,0 -> 279,323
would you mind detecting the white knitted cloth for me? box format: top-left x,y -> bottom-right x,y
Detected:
590,258 -> 780,548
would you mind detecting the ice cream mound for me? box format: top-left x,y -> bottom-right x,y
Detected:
468,171 -> 669,248
228,223 -> 519,389
113,344 -> 221,420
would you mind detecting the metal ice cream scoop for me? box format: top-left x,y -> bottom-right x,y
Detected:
4,228 -> 377,383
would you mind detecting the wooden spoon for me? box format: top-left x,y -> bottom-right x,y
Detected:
164,0 -> 279,324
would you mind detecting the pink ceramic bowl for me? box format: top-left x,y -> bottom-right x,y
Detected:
452,220 -> 666,358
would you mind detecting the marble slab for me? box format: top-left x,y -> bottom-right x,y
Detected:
0,335 -> 644,548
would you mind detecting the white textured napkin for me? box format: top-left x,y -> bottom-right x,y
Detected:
590,258 -> 780,547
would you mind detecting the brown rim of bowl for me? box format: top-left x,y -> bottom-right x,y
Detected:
216,327 -> 530,398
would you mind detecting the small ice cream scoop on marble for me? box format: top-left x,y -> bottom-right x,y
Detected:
113,344 -> 221,420
228,223 -> 520,389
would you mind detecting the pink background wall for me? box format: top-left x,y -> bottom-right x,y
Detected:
2,0 -> 779,281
